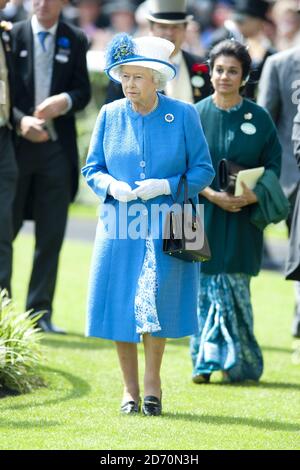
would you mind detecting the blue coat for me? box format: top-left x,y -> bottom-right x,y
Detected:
82,93 -> 214,343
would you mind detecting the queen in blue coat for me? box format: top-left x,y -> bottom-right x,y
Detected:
82,33 -> 214,416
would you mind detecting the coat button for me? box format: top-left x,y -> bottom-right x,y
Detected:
140,161 -> 146,168
140,173 -> 146,179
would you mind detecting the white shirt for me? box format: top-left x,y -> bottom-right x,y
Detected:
31,14 -> 58,54
31,15 -> 72,113
165,51 -> 194,104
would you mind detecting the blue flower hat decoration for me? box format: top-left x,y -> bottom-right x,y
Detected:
104,33 -> 176,84
106,33 -> 137,68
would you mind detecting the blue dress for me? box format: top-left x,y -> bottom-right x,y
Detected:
82,93 -> 214,343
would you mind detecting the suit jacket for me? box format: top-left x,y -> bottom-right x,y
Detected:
0,21 -> 15,125
286,186 -> 300,281
105,50 -> 212,105
293,105 -> 300,170
11,19 -> 91,200
257,47 -> 300,192
286,107 -> 300,280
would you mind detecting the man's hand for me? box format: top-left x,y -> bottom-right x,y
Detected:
20,116 -> 49,143
34,94 -> 69,120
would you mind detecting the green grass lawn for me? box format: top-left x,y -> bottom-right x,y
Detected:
69,201 -> 99,220
1,232 -> 300,450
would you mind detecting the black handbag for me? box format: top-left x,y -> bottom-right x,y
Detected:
218,158 -> 247,194
163,175 -> 211,262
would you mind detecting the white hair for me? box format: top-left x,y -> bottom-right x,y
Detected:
152,69 -> 167,91
115,66 -> 167,90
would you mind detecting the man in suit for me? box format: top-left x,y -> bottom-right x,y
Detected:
293,106 -> 300,170
258,47 -> 300,337
0,0 -> 18,296
286,105 -> 300,337
105,0 -> 211,104
11,0 -> 91,333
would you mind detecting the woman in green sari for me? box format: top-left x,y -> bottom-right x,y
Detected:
190,40 -> 282,383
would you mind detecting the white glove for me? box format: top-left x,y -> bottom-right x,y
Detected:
108,180 -> 137,202
133,179 -> 171,201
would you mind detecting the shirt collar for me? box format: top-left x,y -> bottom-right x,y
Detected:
31,14 -> 58,37
170,50 -> 183,66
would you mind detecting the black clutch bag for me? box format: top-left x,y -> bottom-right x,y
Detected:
163,175 -> 211,263
218,159 -> 247,194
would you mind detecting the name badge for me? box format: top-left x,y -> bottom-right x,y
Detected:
55,53 -> 69,64
241,122 -> 256,135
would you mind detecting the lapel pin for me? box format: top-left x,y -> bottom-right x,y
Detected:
165,113 -> 174,123
244,113 -> 253,120
191,75 -> 205,88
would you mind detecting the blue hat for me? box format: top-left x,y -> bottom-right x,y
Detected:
105,33 -> 176,84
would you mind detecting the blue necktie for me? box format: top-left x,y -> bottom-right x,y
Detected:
37,31 -> 50,52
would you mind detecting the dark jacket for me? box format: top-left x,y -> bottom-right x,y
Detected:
11,19 -> 91,200
0,21 -> 15,126
286,187 -> 300,281
286,107 -> 300,281
105,49 -> 212,104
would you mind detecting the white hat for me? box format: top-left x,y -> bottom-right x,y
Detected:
105,33 -> 176,83
146,0 -> 193,24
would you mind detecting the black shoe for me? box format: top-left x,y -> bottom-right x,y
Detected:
192,373 -> 211,384
142,395 -> 162,416
37,319 -> 66,335
120,399 -> 141,415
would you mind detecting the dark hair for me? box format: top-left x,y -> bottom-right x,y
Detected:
209,39 -> 251,80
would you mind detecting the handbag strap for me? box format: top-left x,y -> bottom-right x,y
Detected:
175,175 -> 188,204
175,175 -> 197,212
